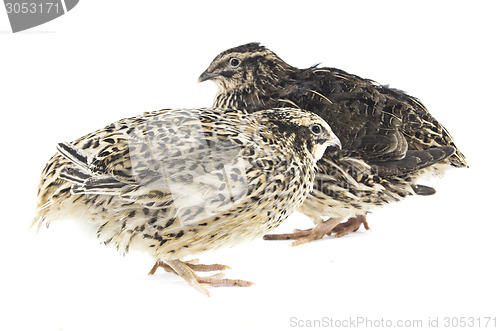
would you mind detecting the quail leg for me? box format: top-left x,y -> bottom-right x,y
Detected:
264,217 -> 343,246
331,214 -> 370,238
150,259 -> 253,297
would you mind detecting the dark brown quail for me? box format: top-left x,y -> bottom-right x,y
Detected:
199,42 -> 467,245
34,107 -> 340,295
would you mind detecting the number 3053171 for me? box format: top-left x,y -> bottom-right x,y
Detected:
5,2 -> 60,14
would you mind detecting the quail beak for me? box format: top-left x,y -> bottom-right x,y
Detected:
198,70 -> 212,82
198,67 -> 218,82
328,134 -> 342,150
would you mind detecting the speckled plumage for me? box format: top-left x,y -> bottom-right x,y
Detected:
34,107 -> 339,295
199,43 -> 468,244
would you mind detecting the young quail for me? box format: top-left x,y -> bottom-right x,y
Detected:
34,107 -> 340,295
199,43 -> 467,245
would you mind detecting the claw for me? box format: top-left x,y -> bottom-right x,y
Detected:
149,260 -> 230,275
264,217 -> 342,246
263,214 -> 370,245
333,215 -> 369,238
148,259 -> 253,296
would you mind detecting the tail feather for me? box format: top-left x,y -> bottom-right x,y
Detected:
411,184 -> 436,196
59,168 -> 91,184
56,142 -> 126,195
71,175 -> 127,195
56,142 -> 91,171
372,146 -> 455,177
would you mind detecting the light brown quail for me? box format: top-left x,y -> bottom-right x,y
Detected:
34,107 -> 340,295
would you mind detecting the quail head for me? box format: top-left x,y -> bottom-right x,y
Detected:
200,42 -> 468,245
34,107 -> 340,295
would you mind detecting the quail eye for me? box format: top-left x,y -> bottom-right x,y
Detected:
229,57 -> 241,68
310,124 -> 322,135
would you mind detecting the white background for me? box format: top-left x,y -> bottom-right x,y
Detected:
1,1 -> 499,330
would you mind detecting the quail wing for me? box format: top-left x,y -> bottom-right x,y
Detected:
56,108 -> 261,226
